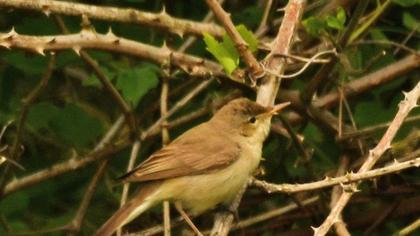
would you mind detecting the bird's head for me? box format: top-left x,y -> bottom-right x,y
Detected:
211,98 -> 289,141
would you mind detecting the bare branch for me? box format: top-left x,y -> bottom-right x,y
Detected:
253,157 -> 420,193
210,1 -> 306,235
396,218 -> 420,236
141,79 -> 214,140
0,0 -> 224,38
314,81 -> 420,236
0,55 -> 55,193
0,30 -> 244,83
315,54 -> 420,109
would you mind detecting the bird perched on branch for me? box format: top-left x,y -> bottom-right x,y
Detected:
94,98 -> 289,236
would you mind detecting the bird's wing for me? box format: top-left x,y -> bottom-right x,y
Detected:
120,123 -> 241,182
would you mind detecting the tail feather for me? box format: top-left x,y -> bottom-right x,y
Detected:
94,183 -> 161,236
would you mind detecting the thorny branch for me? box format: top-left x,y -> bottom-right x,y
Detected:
253,157 -> 420,193
0,30 -> 239,82
0,0 -> 224,38
313,81 -> 420,236
1,1 -> 419,235
209,1 -> 306,235
54,15 -> 139,137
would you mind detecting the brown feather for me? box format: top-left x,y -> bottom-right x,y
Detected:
97,98 -> 275,235
120,122 -> 241,182
93,183 -> 161,236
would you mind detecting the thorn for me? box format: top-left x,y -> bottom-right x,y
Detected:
106,28 -> 119,44
9,27 -> 17,36
72,46 -> 81,56
173,29 -> 184,38
81,14 -> 91,29
4,27 -> 17,40
160,5 -> 167,15
106,27 -> 116,38
80,14 -> 96,36
344,172 -> 352,181
161,40 -> 169,51
48,37 -> 56,44
81,27 -> 96,37
0,42 -> 11,49
311,226 -> 319,234
41,4 -> 51,16
34,47 -> 45,56
277,7 -> 287,12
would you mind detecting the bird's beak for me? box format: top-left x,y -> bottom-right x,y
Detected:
258,102 -> 291,119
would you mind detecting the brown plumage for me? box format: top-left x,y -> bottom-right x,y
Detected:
94,98 -> 289,236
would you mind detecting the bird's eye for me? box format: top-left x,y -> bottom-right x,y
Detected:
248,116 -> 256,124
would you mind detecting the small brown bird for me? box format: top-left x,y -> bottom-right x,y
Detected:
94,98 -> 289,236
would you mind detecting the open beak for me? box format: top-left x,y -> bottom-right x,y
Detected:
258,102 -> 291,119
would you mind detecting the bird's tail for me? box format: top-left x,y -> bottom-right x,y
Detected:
94,183 -> 161,236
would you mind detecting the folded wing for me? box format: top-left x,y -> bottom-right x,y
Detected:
120,123 -> 241,182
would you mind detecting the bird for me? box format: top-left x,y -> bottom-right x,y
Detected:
94,97 -> 289,236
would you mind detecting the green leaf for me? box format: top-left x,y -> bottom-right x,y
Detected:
304,7 -> 346,35
369,28 -> 389,41
326,15 -> 344,30
116,64 -> 159,107
402,12 -> 420,32
28,102 -> 105,148
49,104 -> 104,148
203,25 -> 258,75
27,102 -> 60,130
203,32 -> 239,75
303,17 -> 326,36
336,7 -> 347,25
0,192 -> 29,216
2,52 -> 49,75
236,24 -> 258,52
354,100 -> 394,127
326,7 -> 346,30
83,66 -> 116,87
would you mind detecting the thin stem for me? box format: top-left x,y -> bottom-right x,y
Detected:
0,55 -> 55,193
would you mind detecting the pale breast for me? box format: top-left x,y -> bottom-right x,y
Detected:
156,145 -> 262,215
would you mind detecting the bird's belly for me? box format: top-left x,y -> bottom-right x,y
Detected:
158,151 -> 261,215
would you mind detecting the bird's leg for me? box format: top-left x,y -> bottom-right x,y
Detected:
174,202 -> 203,236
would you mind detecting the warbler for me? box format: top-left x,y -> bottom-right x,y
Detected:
95,98 -> 289,236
